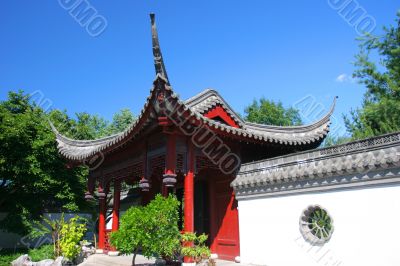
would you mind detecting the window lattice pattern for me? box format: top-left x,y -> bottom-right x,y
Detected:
300,205 -> 333,245
320,133 -> 400,156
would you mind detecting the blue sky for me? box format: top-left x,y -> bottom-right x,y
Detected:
0,1 -> 398,137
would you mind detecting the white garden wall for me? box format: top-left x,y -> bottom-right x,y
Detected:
238,184 -> 400,266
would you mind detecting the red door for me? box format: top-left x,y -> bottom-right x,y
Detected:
211,178 -> 240,261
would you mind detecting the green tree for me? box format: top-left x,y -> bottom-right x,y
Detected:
52,108 -> 136,139
244,98 -> 302,126
73,112 -> 109,139
110,205 -> 150,266
0,90 -> 136,235
110,195 -> 181,266
49,108 -> 135,140
345,12 -> 400,139
105,108 -> 136,136
146,194 -> 181,260
0,91 -> 89,235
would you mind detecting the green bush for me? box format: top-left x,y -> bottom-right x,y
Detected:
59,216 -> 87,260
181,233 -> 211,263
30,213 -> 66,258
30,214 -> 87,261
146,194 -> 181,260
111,194 -> 181,266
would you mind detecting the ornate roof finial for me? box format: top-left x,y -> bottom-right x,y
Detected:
150,13 -> 170,85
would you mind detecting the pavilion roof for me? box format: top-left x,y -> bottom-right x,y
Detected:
50,14 -> 336,162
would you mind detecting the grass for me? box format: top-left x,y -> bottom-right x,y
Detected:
0,249 -> 24,266
0,245 -> 54,266
29,244 -> 54,262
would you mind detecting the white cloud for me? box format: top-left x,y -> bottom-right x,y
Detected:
336,73 -> 347,82
336,73 -> 356,83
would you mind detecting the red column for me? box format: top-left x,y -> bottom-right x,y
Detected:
112,180 -> 121,232
98,186 -> 106,250
163,133 -> 177,195
184,141 -> 195,233
110,180 -> 121,251
184,141 -> 195,263
208,178 -> 217,254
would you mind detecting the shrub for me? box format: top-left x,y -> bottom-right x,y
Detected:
30,213 -> 67,258
146,194 -> 181,260
59,216 -> 87,260
111,194 -> 181,266
181,233 -> 211,263
30,213 -> 87,261
110,205 -> 151,265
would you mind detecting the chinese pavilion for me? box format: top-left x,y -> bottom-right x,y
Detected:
51,14 -> 335,261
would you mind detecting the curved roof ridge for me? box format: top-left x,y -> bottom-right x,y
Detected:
185,88 -> 244,126
49,121 -> 123,146
244,96 -> 337,132
50,85 -> 334,160
49,74 -> 168,160
184,88 -> 214,105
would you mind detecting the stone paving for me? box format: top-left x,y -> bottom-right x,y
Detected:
79,254 -> 155,266
79,254 -> 249,266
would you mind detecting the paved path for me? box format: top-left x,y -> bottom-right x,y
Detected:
79,254 -> 249,266
79,254 -> 155,266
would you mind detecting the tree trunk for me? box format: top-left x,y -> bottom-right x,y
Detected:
52,233 -> 56,258
132,248 -> 138,266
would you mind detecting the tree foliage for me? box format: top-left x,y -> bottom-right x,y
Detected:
106,108 -> 136,135
0,91 -> 89,235
244,97 -> 302,126
30,213 -> 66,258
146,194 -> 181,260
181,232 -> 211,263
110,194 -> 181,266
30,213 -> 87,260
0,90 -> 136,235
345,12 -> 400,139
49,108 -> 136,140
59,216 -> 87,260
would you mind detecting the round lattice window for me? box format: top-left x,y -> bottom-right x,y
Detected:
299,205 -> 333,245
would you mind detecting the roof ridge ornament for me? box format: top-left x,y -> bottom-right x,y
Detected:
150,13 -> 170,85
